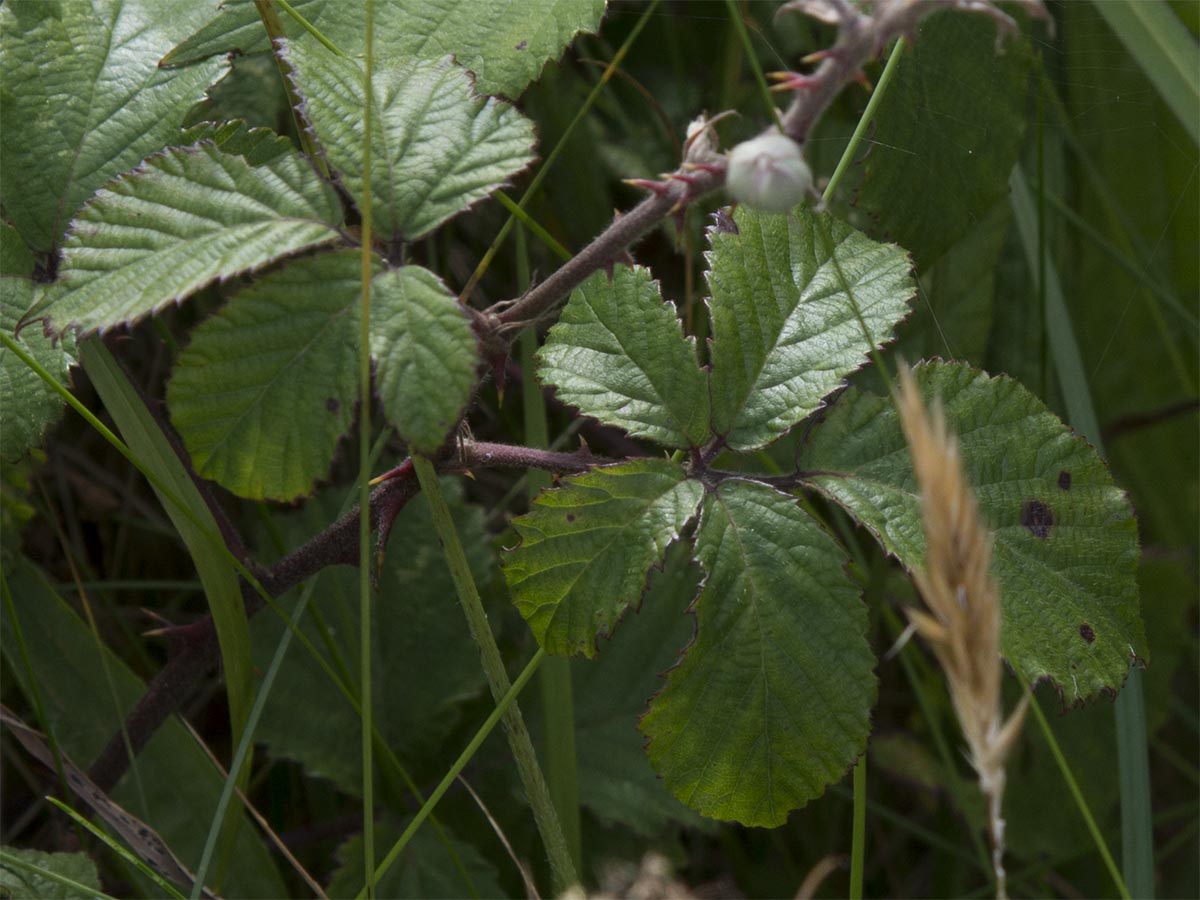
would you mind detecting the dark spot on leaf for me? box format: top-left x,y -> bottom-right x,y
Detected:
515,40 -> 528,50
1079,623 -> 1095,644
1058,469 -> 1071,490
326,397 -> 340,414
566,513 -> 576,522
1020,499 -> 1054,538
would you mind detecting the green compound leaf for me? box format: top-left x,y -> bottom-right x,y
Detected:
370,266 -> 478,455
29,142 -> 343,336
640,480 -> 875,827
1,224 -> 74,460
503,459 -> 704,657
168,252 -> 365,501
0,846 -> 101,900
285,41 -> 535,242
797,360 -> 1144,701
706,206 -> 914,452
0,0 -> 226,253
538,266 -> 710,448
164,0 -> 606,99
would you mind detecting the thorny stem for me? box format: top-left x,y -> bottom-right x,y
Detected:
82,0 -> 1048,803
477,0 -> 1047,346
85,441 -> 595,792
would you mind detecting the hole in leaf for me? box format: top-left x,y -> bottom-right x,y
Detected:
1058,470 -> 1071,490
1079,623 -> 1095,644
326,397 -> 340,414
1020,499 -> 1054,538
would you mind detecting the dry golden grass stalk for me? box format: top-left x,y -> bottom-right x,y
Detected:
895,364 -> 1030,900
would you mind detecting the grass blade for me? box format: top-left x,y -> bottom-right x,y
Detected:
1089,0 -> 1200,146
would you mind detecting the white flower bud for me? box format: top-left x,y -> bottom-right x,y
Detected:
726,133 -> 812,213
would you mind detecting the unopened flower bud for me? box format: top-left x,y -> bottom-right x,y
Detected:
726,133 -> 811,213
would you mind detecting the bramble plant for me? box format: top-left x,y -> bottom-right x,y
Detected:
2,1 -> 1194,898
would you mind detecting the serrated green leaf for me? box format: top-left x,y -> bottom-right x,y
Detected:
168,252 -> 366,501
1,224 -> 75,459
370,266 -> 478,454
538,266 -> 710,448
285,42 -> 535,241
0,0 -> 227,254
849,12 -> 1034,269
640,480 -> 875,827
503,459 -> 704,657
706,206 -> 914,451
797,360 -> 1144,700
164,0 -> 606,99
29,142 -> 343,336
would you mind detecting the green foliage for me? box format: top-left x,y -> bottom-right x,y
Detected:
0,560 -> 283,897
164,0 -> 607,99
168,252 -> 364,500
326,819 -> 504,899
706,207 -> 913,450
249,486 -> 490,793
2,0 -> 1185,895
642,480 -> 875,827
0,0 -> 226,253
848,11 -> 1035,268
503,459 -> 704,657
285,41 -> 536,241
371,267 -> 478,455
30,143 -> 343,335
797,360 -> 1144,700
1,223 -> 74,459
0,847 -> 101,900
538,266 -> 710,447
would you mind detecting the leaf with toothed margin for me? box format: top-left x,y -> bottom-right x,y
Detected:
640,479 -> 875,827
0,0 -> 227,254
502,459 -> 704,657
796,360 -> 1144,701
370,266 -> 478,455
26,142 -> 343,336
705,205 -> 914,451
284,41 -> 535,242
167,252 -> 368,501
538,266 -> 710,449
162,0 -> 606,99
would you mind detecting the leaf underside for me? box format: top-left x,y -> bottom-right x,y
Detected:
502,459 -> 704,657
538,266 -> 710,448
797,360 -> 1144,700
640,480 -> 876,827
705,206 -> 915,451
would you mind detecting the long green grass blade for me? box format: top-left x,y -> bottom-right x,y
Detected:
79,340 -> 253,782
1089,0 -> 1200,146
412,455 -> 578,894
1010,163 -> 1154,900
362,649 -> 547,895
